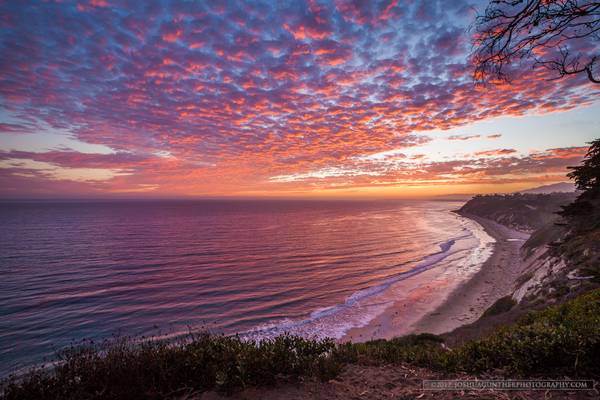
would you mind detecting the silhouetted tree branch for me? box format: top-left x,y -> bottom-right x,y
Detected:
472,0 -> 600,84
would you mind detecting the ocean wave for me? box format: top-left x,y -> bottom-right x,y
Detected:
241,229 -> 480,341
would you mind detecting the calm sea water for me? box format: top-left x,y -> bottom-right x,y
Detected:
0,200 -> 492,376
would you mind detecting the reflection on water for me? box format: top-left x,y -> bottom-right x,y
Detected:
0,199 -> 490,375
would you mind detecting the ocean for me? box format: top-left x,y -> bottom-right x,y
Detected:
0,199 -> 494,376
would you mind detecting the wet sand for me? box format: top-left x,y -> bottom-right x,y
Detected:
342,212 -> 529,341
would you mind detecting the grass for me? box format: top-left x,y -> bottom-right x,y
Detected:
3,289 -> 600,399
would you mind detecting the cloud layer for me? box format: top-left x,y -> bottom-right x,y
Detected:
0,0 -> 596,197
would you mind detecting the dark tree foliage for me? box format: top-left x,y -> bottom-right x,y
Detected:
472,0 -> 600,84
560,138 -> 600,218
567,138 -> 600,193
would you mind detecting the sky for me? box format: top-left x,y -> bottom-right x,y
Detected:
0,0 -> 599,199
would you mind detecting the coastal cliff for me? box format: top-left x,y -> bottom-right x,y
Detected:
458,192 -> 576,233
457,191 -> 600,316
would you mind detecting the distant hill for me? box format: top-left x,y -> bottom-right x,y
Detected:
458,192 -> 576,232
432,193 -> 475,201
517,182 -> 575,194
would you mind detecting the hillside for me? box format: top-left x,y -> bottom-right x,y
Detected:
458,192 -> 576,232
514,198 -> 600,308
450,191 -> 600,345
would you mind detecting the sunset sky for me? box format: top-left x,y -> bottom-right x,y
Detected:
1,0 -> 599,199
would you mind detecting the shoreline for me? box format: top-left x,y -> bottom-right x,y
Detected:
342,211 -> 529,341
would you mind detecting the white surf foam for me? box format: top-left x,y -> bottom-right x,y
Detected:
240,215 -> 495,341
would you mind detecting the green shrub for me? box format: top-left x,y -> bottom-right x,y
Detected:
334,333 -> 445,366
448,288 -> 600,376
1,334 -> 340,400
482,295 -> 517,317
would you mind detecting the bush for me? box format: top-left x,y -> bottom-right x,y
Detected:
1,334 -> 340,400
482,296 -> 517,317
449,288 -> 600,376
334,333 -> 445,367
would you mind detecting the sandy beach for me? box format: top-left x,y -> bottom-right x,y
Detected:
343,212 -> 530,341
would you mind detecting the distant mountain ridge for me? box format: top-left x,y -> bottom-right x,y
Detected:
517,182 -> 576,194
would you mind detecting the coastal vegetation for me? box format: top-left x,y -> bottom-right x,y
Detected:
3,288 -> 600,399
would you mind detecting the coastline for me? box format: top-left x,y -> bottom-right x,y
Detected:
342,211 -> 530,342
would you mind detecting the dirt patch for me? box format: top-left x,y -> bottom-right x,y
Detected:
192,364 -> 598,400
